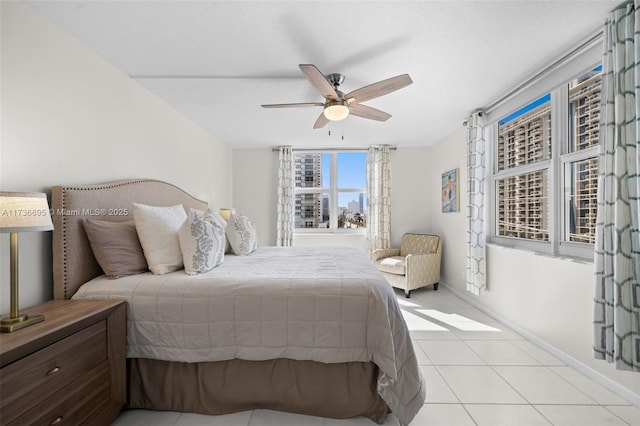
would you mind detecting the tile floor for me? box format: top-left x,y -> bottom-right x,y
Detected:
113,286 -> 640,426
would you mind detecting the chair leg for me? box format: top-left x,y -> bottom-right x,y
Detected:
405,289 -> 411,298
433,282 -> 439,290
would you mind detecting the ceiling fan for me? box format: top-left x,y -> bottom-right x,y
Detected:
261,64 -> 413,129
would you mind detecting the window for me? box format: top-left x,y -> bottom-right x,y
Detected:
490,65 -> 601,258
565,67 -> 601,244
294,151 -> 367,232
496,94 -> 551,241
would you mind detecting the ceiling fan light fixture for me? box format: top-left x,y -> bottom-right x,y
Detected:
323,101 -> 350,121
262,64 -> 412,129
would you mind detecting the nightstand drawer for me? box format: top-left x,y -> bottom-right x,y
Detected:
0,320 -> 107,422
7,362 -> 111,426
0,300 -> 126,426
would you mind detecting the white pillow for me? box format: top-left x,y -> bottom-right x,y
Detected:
133,203 -> 187,274
226,212 -> 257,255
179,209 -> 226,275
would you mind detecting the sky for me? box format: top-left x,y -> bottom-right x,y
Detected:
498,65 -> 602,125
499,93 -> 551,125
320,152 -> 367,209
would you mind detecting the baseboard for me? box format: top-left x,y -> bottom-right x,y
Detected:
440,281 -> 640,408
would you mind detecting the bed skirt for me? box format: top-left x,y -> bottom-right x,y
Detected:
127,358 -> 390,421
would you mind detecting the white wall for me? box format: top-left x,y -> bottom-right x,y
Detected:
0,2 -> 232,312
388,148 -> 433,246
428,127 -> 640,400
427,128 -> 469,285
231,148 -> 277,247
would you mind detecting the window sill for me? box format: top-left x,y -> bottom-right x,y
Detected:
294,229 -> 366,236
486,242 -> 594,264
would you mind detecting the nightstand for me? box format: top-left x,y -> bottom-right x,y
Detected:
0,299 -> 126,426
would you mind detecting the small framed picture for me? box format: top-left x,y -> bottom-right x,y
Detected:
442,168 -> 459,213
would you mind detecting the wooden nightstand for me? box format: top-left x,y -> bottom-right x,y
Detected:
0,299 -> 126,426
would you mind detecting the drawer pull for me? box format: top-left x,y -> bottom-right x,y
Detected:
46,366 -> 61,376
50,416 -> 63,425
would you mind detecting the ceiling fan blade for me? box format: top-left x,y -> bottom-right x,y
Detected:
345,74 -> 412,104
349,104 -> 392,121
313,112 -> 329,129
262,102 -> 324,108
299,64 -> 339,101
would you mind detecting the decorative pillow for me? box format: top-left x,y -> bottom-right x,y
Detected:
226,212 -> 257,255
82,219 -> 148,279
178,209 -> 226,275
132,203 -> 187,274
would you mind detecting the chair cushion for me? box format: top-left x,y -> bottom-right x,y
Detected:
374,256 -> 406,275
400,234 -> 439,257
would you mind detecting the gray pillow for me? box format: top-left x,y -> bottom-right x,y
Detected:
83,218 -> 148,279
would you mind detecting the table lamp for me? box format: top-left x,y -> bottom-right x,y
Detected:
218,208 -> 235,221
0,192 -> 53,332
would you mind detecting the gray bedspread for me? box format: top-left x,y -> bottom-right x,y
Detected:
73,246 -> 426,424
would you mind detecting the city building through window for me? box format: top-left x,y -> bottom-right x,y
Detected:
294,151 -> 367,231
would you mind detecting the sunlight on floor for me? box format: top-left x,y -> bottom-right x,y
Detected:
417,309 -> 502,332
396,299 -> 420,308
401,307 -> 502,332
401,310 -> 448,331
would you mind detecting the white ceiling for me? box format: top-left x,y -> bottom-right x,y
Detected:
27,0 -> 620,149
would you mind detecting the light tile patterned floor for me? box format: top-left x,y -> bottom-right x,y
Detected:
113,286 -> 640,426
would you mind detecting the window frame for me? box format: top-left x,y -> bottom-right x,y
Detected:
487,62 -> 601,261
293,150 -> 367,234
558,146 -> 599,259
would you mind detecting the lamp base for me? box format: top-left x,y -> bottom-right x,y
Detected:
0,314 -> 44,333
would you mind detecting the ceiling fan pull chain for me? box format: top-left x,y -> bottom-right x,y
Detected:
341,121 -> 344,141
328,121 -> 331,136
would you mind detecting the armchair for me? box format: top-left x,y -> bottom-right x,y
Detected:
372,233 -> 441,298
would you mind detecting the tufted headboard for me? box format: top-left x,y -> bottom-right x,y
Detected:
51,179 -> 208,300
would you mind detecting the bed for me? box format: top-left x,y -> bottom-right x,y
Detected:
51,179 -> 425,425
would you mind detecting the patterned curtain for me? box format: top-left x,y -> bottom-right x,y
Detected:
276,146 -> 294,247
466,111 -> 487,295
366,145 -> 392,254
593,1 -> 640,372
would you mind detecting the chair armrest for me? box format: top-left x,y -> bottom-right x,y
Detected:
406,253 -> 441,283
371,248 -> 400,261
405,253 -> 432,267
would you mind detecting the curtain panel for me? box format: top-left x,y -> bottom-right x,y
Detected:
276,146 -> 294,247
366,145 -> 391,254
593,1 -> 640,372
466,111 -> 488,295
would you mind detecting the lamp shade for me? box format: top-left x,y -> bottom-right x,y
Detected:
219,208 -> 236,221
0,192 -> 53,233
